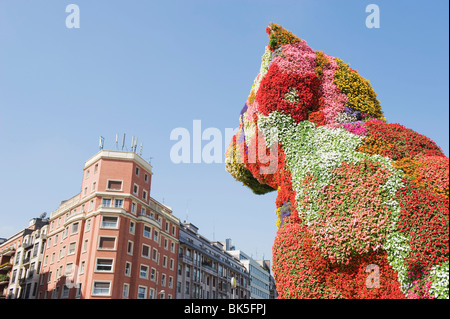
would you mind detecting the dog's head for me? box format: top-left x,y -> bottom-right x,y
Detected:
225,23 -> 383,195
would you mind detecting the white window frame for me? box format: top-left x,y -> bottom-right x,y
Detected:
143,226 -> 151,238
141,244 -> 151,259
125,261 -> 132,277
97,236 -> 117,251
100,215 -> 119,229
137,286 -> 147,299
123,283 -> 130,299
68,242 -> 76,255
92,281 -> 112,297
94,258 -> 114,273
102,198 -> 112,207
140,264 -> 149,279
106,179 -> 123,191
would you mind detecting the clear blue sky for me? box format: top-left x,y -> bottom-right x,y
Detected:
0,0 -> 448,264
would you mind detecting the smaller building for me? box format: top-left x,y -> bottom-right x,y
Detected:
177,223 -> 250,299
225,242 -> 273,299
0,217 -> 49,299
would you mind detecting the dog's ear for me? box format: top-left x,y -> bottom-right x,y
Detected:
266,22 -> 302,52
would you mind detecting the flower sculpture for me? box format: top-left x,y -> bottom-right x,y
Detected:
225,23 -> 449,299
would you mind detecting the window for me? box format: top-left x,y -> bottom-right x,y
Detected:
71,222 -> 79,234
89,200 -> 94,211
135,166 -> 140,176
52,286 -> 59,299
115,199 -> 123,208
107,180 -> 122,191
86,219 -> 91,231
143,190 -> 147,200
161,274 -> 166,287
140,207 -> 146,216
151,268 -> 156,281
59,246 -> 66,260
92,282 -> 111,296
137,286 -> 147,299
98,237 -> 116,250
65,263 -> 73,276
152,248 -> 158,262
144,173 -> 149,182
101,216 -> 118,228
68,242 -> 76,255
76,284 -> 82,298
129,221 -> 135,234
143,226 -> 151,238
153,230 -> 159,242
94,163 -> 98,174
142,245 -> 150,258
127,241 -> 134,255
125,262 -> 131,276
123,284 -> 129,299
140,265 -> 149,279
82,239 -> 88,252
133,184 -> 139,195
186,265 -> 190,278
102,198 -> 112,207
131,202 -> 136,214
95,259 -> 113,272
63,227 -> 68,238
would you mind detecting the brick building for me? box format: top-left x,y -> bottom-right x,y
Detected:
37,150 -> 180,299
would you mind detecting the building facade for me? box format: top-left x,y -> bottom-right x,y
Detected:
177,223 -> 250,299
0,217 -> 49,299
226,248 -> 272,299
36,150 -> 180,299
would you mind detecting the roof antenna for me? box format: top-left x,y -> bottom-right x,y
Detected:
99,136 -> 105,150
122,133 -> 126,151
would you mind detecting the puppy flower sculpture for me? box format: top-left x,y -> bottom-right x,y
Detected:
225,23 -> 449,299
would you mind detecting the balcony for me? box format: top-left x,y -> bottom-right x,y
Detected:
0,263 -> 12,272
22,242 -> 33,251
0,247 -> 16,257
179,253 -> 193,264
22,257 -> 30,267
0,273 -> 10,285
138,212 -> 162,227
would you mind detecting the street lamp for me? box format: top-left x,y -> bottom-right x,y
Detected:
231,277 -> 237,299
157,290 -> 165,299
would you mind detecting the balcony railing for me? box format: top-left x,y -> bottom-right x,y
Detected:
22,257 -> 30,266
0,263 -> 12,272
